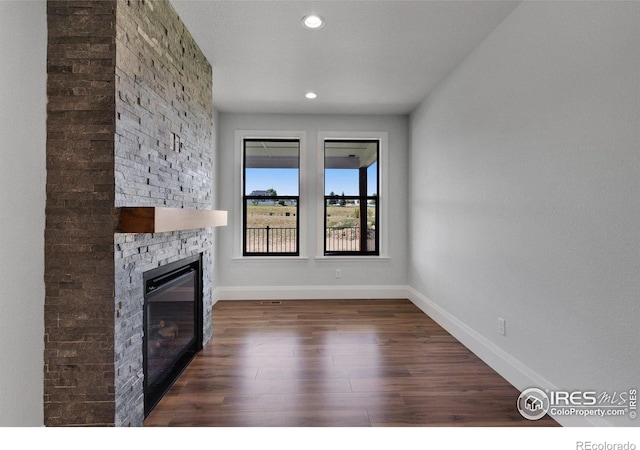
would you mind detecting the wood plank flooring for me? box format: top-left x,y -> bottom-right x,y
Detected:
143,299 -> 559,427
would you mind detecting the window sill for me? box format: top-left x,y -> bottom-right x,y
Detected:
314,256 -> 390,263
232,256 -> 309,263
230,256 -> 389,263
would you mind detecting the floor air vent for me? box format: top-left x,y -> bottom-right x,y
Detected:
260,301 -> 282,305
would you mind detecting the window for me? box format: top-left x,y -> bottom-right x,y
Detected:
324,140 -> 379,255
243,139 -> 300,256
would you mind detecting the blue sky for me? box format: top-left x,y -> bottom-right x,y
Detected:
245,164 -> 377,196
245,169 -> 299,195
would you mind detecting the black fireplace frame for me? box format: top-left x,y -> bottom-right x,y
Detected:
142,253 -> 203,417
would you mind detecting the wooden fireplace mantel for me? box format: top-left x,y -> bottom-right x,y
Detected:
117,207 -> 228,233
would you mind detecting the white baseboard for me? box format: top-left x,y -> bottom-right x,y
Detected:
211,283 -> 610,426
213,284 -> 408,302
405,286 -> 610,427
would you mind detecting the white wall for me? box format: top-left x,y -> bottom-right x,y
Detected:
409,1 -> 639,426
0,0 -> 47,426
215,113 -> 409,299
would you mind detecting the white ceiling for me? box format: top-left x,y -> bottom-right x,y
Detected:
170,0 -> 520,115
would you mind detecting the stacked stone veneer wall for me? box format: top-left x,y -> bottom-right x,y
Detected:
45,0 -> 117,426
45,0 -> 214,426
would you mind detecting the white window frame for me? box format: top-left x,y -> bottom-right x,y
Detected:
316,131 -> 389,260
233,130 -> 308,260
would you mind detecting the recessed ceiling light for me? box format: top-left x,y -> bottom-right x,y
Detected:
302,14 -> 324,30
305,92 -> 317,99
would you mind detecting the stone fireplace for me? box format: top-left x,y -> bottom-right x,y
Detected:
45,0 -> 215,426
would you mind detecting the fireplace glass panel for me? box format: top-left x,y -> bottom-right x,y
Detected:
143,255 -> 202,416
145,269 -> 196,387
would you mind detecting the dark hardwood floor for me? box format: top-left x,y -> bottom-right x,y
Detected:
144,299 -> 559,427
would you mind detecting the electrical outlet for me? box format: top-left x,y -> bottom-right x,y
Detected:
335,269 -> 342,279
498,317 -> 506,336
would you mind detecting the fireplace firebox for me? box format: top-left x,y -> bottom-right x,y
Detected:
143,254 -> 203,416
